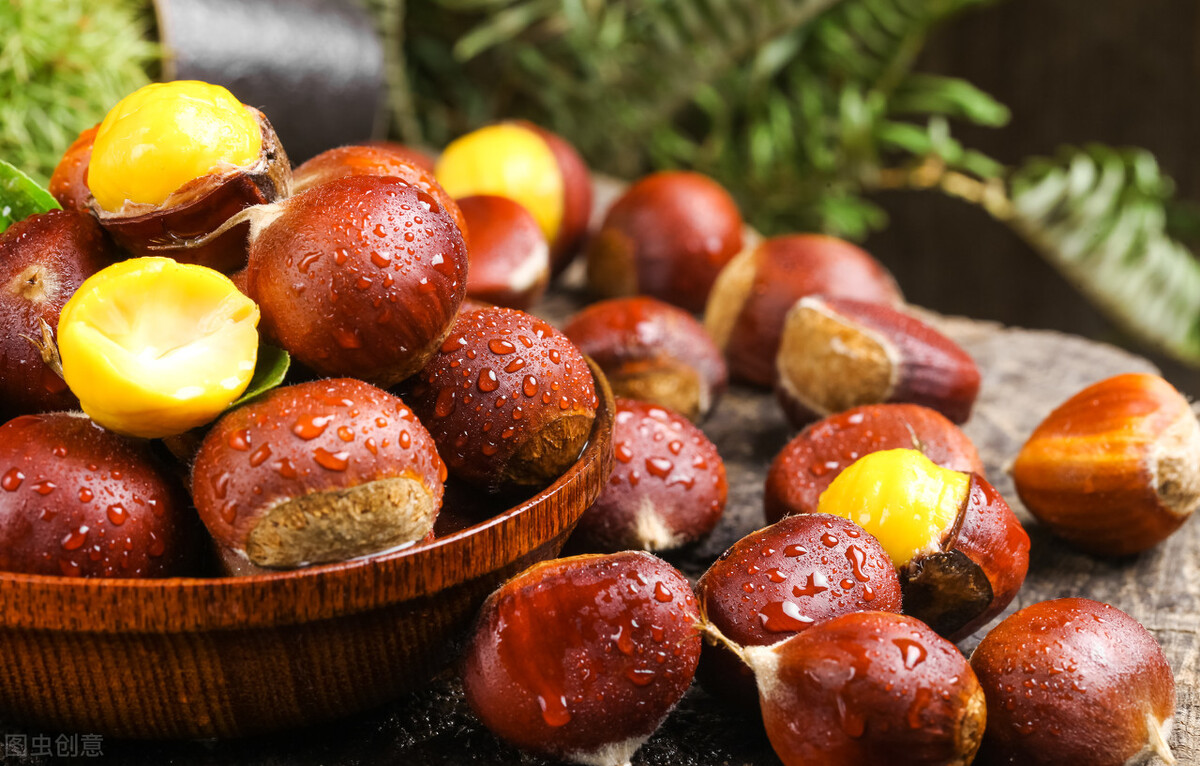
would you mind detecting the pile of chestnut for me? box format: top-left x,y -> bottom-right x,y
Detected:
1,78 -> 1194,766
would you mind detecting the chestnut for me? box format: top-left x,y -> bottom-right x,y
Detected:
462,551 -> 701,766
0,412 -> 195,577
570,398 -> 726,552
0,208 -> 116,419
291,143 -> 468,245
436,121 -> 592,274
85,81 -> 292,274
764,404 -> 984,525
563,296 -> 728,422
1012,372 -> 1200,556
707,611 -> 985,766
240,174 -> 468,387
585,171 -> 745,313
705,234 -> 902,387
970,598 -> 1176,766
191,378 -> 446,574
816,448 -> 1029,640
696,513 -> 901,706
48,123 -> 98,213
458,194 -> 549,310
406,305 -> 598,492
775,295 -> 981,426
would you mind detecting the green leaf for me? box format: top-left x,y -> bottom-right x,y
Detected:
1008,145 -> 1200,364
229,344 -> 290,409
0,158 -> 60,233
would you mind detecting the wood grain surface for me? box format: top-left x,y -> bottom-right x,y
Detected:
9,295 -> 1193,764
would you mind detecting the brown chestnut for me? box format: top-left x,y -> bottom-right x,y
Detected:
239,175 -> 468,387
776,295 -> 981,426
462,551 -> 701,766
191,378 -> 446,574
291,143 -> 468,246
586,171 -> 745,313
705,234 -> 902,387
970,598 -> 1176,766
406,305 -> 598,492
764,403 -> 984,525
458,194 -> 549,310
0,208 -> 117,419
1012,372 -> 1200,556
0,412 -> 194,577
696,513 -> 902,705
48,124 -> 98,213
570,398 -> 726,552
563,296 -> 727,422
708,611 -> 985,766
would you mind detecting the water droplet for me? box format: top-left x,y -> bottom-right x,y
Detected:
107,504 -> 128,526
654,582 -> 673,602
293,415 -> 333,440
645,457 -> 672,478
78,487 -> 94,503
31,479 -> 56,496
488,339 -> 516,355
1,468 -> 24,492
758,601 -> 815,632
792,572 -> 831,597
504,358 -> 526,373
523,375 -> 539,397
313,448 -> 350,471
893,638 -> 928,670
61,526 -> 89,551
626,668 -> 656,687
274,458 -> 298,478
537,695 -> 571,727
478,369 -> 499,392
249,444 -> 273,467
821,532 -> 839,548
220,501 -> 238,524
228,429 -> 252,451
435,387 -> 457,417
845,545 -> 870,582
784,544 -> 807,558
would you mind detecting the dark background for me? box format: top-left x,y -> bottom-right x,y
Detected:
865,0 -> 1200,393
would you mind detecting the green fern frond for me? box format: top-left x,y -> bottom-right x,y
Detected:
1008,146 -> 1200,363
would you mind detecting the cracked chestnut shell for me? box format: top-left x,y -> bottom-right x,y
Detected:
764,404 -> 984,525
87,107 -> 291,274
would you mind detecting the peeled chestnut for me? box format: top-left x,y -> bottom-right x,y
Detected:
48,123 -> 98,212
462,551 -> 701,766
764,404 -> 984,524
1013,372 -> 1200,556
85,81 -> 292,274
708,611 -> 985,766
0,412 -> 195,577
776,295 -> 980,426
436,121 -> 592,273
240,174 -> 468,387
570,398 -> 726,552
817,448 -> 1029,640
458,194 -> 549,310
564,296 -> 728,422
191,378 -> 446,574
0,208 -> 116,419
586,171 -> 745,312
406,305 -> 598,492
705,234 -> 902,387
970,598 -> 1176,766
291,143 -> 467,244
696,513 -> 901,705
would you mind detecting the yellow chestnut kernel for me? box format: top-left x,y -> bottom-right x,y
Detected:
435,123 -> 563,243
817,449 -> 970,567
58,257 -> 260,438
88,81 -> 262,212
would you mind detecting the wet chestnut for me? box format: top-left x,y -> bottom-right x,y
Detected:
570,398 -> 726,552
0,208 -> 116,419
406,305 -> 597,492
696,513 -> 902,705
0,412 -> 195,577
241,174 -> 468,387
763,403 -> 984,524
564,296 -> 728,422
462,551 -> 701,766
191,378 -> 446,574
970,598 -> 1176,766
709,611 -> 986,766
85,80 -> 292,274
458,194 -> 549,310
48,123 -> 98,213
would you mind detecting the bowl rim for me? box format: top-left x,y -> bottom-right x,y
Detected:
0,363 -> 615,633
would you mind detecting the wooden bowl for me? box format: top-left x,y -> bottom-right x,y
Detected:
0,363 -> 615,739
